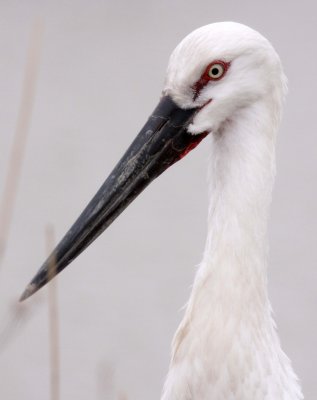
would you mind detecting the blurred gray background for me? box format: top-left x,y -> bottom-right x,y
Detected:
0,1 -> 316,399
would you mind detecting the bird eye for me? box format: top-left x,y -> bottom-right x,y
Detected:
192,60 -> 229,100
208,63 -> 226,80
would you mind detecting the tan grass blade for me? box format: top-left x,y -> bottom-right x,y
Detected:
0,19 -> 44,265
46,225 -> 60,400
0,19 -> 44,353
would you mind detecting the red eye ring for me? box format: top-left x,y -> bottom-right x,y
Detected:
192,60 -> 230,101
205,60 -> 229,81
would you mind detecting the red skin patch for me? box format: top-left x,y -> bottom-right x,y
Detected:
179,131 -> 209,159
179,60 -> 230,159
192,60 -> 230,101
178,97 -> 212,159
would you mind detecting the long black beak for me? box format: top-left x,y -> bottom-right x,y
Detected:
20,95 -> 208,301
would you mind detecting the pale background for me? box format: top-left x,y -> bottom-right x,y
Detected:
0,1 -> 316,399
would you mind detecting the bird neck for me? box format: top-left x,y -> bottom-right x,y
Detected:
181,98 -> 280,354
161,96 -> 302,400
202,97 -> 278,298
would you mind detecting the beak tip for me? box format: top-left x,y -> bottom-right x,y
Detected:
19,283 -> 37,302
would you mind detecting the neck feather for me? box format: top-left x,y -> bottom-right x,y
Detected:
162,97 -> 303,400
202,98 -> 277,300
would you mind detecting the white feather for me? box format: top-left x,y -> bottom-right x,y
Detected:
161,22 -> 303,400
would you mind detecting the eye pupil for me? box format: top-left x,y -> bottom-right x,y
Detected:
207,62 -> 226,79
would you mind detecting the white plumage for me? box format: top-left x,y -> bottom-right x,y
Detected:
160,22 -> 303,400
19,20 -> 304,400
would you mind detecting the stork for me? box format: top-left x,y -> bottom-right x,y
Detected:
20,22 -> 303,399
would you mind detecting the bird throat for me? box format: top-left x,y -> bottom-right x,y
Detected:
161,99 -> 302,400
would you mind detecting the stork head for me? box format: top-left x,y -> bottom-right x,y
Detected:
165,21 -> 285,134
20,22 -> 285,301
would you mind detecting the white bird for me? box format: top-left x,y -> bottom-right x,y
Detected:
21,22 -> 303,400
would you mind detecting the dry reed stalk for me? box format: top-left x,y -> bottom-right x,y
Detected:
0,19 -> 44,266
46,225 -> 60,400
0,19 -> 44,353
117,392 -> 128,400
96,361 -> 116,399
